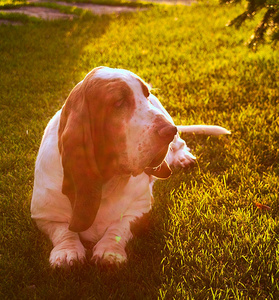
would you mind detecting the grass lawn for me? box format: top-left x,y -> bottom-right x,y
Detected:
0,0 -> 279,299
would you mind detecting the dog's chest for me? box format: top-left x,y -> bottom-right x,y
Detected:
79,173 -> 152,243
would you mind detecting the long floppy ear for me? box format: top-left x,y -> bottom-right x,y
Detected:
58,80 -> 103,233
144,160 -> 172,179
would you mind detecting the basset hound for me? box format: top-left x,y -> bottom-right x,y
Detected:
31,67 -> 230,268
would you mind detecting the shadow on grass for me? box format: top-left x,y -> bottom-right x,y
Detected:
2,201 -> 167,299
0,11 -> 170,300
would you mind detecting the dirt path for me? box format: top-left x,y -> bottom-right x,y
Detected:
0,0 -> 145,24
0,0 -> 194,25
0,6 -> 76,21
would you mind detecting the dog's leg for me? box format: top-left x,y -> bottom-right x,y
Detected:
91,175 -> 152,267
36,220 -> 86,268
91,216 -> 133,266
167,125 -> 230,169
166,134 -> 196,169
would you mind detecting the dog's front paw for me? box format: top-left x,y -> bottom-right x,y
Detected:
49,244 -> 86,268
92,251 -> 127,267
92,243 -> 127,267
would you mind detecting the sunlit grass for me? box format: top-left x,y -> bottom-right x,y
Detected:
0,0 -> 278,299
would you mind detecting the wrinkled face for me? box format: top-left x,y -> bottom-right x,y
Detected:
91,68 -> 177,177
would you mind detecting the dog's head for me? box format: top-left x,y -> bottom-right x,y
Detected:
58,67 -> 177,232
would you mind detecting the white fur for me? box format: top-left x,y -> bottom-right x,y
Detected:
31,68 -> 230,267
178,125 -> 231,136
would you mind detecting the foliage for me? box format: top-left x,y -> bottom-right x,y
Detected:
221,0 -> 279,49
0,1 -> 279,299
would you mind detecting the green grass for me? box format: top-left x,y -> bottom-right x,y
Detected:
0,0 -> 279,299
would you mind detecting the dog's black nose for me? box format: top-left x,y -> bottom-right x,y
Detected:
158,124 -> 177,143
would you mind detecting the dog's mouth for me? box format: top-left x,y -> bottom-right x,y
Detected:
144,146 -> 172,179
119,146 -> 171,178
145,146 -> 169,169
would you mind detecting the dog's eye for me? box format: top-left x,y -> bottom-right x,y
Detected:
114,98 -> 126,108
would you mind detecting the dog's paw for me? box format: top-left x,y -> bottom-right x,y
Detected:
92,243 -> 127,267
92,251 -> 127,267
171,149 -> 196,169
49,244 -> 86,268
167,135 -> 196,169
